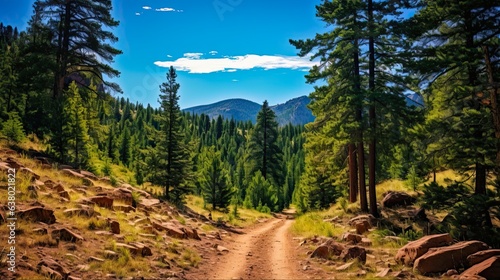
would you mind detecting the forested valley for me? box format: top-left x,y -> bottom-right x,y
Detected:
1,0 -> 500,279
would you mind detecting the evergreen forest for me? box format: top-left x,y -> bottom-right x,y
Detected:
1,0 -> 500,248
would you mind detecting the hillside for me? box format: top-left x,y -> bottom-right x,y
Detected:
183,96 -> 314,126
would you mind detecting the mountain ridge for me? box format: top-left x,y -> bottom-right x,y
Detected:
183,96 -> 315,126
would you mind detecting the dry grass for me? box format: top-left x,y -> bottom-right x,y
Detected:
185,195 -> 271,227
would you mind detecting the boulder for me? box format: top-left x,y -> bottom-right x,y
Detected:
38,265 -> 63,280
19,167 -> 40,181
61,169 -> 85,179
467,249 -> 500,267
340,245 -> 367,263
183,227 -> 201,240
139,198 -> 161,208
6,158 -> 23,169
382,191 -> 416,208
460,256 -> 500,280
53,184 -> 65,193
111,188 -> 134,205
79,170 -> 98,180
348,214 -> 377,227
395,233 -> 453,266
355,220 -> 371,234
310,239 -> 346,259
342,233 -> 363,244
37,257 -> 70,279
51,227 -> 84,242
109,220 -> 120,234
152,221 -> 187,239
58,190 -> 70,200
129,242 -> 153,257
414,240 -> 489,275
18,206 -> 56,224
360,238 -> 372,247
115,242 -> 152,257
89,196 -> 113,209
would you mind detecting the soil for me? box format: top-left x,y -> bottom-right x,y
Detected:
186,214 -> 332,280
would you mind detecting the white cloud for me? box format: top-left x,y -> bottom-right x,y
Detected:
183,52 -> 204,59
142,6 -> 152,10
209,51 -> 218,55
156,7 -> 179,12
154,54 -> 317,74
232,79 -> 239,82
135,12 -> 141,16
167,55 -> 173,58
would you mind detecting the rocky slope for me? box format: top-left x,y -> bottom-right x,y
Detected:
0,146 -> 236,280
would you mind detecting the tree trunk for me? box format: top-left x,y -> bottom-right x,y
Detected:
483,45 -> 500,175
348,143 -> 358,203
368,0 -> 378,217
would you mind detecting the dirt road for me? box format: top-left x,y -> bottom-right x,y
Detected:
187,216 -> 326,280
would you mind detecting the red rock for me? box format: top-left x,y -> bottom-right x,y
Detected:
109,220 -> 120,234
79,170 -> 98,180
139,198 -> 160,208
37,257 -> 70,279
414,241 -> 489,275
19,167 -> 40,181
6,158 -> 23,169
18,206 -> 56,224
355,220 -> 371,234
467,249 -> 500,267
348,214 -> 377,227
342,233 -> 363,244
152,221 -> 186,239
460,256 -> 500,280
89,196 -> 113,209
38,265 -> 63,280
340,245 -> 367,263
111,188 -> 134,205
310,239 -> 346,259
53,184 -> 65,192
61,169 -> 85,179
51,227 -> 84,242
395,233 -> 453,266
360,238 -> 372,247
58,191 -> 70,200
183,227 -> 201,240
382,191 -> 416,208
129,242 -> 153,257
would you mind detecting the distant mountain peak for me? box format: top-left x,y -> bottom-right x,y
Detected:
183,96 -> 314,126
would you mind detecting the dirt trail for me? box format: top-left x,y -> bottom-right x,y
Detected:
197,217 -> 311,280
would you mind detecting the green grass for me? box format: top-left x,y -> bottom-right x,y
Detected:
291,212 -> 344,238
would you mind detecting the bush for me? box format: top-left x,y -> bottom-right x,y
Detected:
422,182 -> 470,211
1,112 -> 25,144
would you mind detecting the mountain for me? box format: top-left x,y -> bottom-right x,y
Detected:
183,96 -> 314,126
270,96 -> 315,126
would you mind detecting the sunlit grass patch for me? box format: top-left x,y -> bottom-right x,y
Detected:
291,212 -> 344,238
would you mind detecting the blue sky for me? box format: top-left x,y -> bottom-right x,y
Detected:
0,0 -> 325,108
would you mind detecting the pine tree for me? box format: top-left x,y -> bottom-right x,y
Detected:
410,0 -> 500,195
246,100 -> 285,210
63,82 -> 91,168
35,0 -> 122,98
198,147 -> 234,210
147,66 -> 191,203
1,111 -> 25,144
